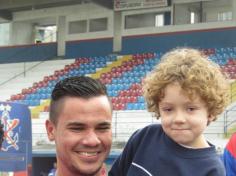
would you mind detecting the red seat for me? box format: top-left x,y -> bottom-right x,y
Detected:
131,90 -> 138,97
130,96 -> 137,103
147,53 -> 154,58
113,103 -> 119,110
122,61 -> 128,67
143,53 -> 148,59
126,61 -> 133,67
118,97 -> 125,104
132,60 -> 139,66
111,67 -> 117,72
116,66 -> 122,73
10,95 -> 16,101
101,73 -> 106,79
54,70 -> 60,76
37,81 -> 44,88
43,76 -> 49,82
116,72 -> 122,78
32,82 -> 38,89
105,78 -> 111,84
137,59 -> 144,65
136,54 -> 143,59
64,65 -> 70,71
21,88 -> 28,94
121,66 -> 127,72
132,54 -> 138,59
15,94 -> 21,100
118,90 -> 125,97
227,59 -> 234,65
106,73 -> 111,79
111,72 -> 117,78
119,103 -> 125,110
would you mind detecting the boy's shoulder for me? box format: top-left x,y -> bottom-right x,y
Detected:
130,123 -> 164,144
135,123 -> 162,136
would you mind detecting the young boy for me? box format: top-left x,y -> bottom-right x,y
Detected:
109,48 -> 229,176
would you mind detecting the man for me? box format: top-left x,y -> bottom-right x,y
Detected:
46,76 -> 112,176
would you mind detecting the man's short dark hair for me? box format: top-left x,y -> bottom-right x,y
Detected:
49,76 -> 109,124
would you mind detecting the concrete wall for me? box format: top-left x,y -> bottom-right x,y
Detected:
0,43 -> 57,63
11,3 -> 112,56
174,4 -> 190,24
10,21 -> 34,45
0,0 -> 235,62
0,23 -> 10,46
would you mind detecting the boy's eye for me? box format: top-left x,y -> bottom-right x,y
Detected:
187,107 -> 197,112
161,108 -> 172,112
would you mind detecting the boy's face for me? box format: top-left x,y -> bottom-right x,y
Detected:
46,96 -> 112,176
158,82 -> 214,148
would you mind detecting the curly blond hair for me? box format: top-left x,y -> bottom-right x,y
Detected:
143,48 -> 230,121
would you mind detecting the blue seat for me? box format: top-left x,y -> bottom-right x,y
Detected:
107,91 -> 113,97
40,93 -> 47,100
25,94 -> 31,100
140,103 -> 146,110
126,103 -> 134,110
118,78 -> 124,84
133,103 -> 139,110
137,96 -> 145,103
78,69 -> 85,75
112,79 -> 118,84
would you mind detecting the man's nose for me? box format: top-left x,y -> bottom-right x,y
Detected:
82,130 -> 101,146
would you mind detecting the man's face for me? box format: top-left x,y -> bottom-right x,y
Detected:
46,96 -> 112,176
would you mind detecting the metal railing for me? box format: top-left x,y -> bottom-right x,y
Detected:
32,110 -> 230,150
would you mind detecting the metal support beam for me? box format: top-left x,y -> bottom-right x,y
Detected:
0,10 -> 12,20
0,0 -> 85,11
91,0 -> 113,9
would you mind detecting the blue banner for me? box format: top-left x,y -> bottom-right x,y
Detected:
0,102 -> 32,172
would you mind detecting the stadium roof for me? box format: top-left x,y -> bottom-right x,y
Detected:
0,0 -> 113,21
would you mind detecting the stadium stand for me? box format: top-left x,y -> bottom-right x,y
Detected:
1,48 -> 234,148
6,47 -> 236,113
0,0 -> 236,174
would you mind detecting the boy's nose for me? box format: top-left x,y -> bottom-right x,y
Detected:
173,110 -> 186,123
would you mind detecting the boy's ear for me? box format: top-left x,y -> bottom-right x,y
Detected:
45,120 -> 56,141
207,114 -> 215,125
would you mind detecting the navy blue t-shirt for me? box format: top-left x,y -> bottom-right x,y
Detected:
109,124 -> 225,176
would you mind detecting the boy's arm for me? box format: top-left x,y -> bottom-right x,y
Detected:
109,130 -> 139,176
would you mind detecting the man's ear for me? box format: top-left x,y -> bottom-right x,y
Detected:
45,120 -> 56,141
